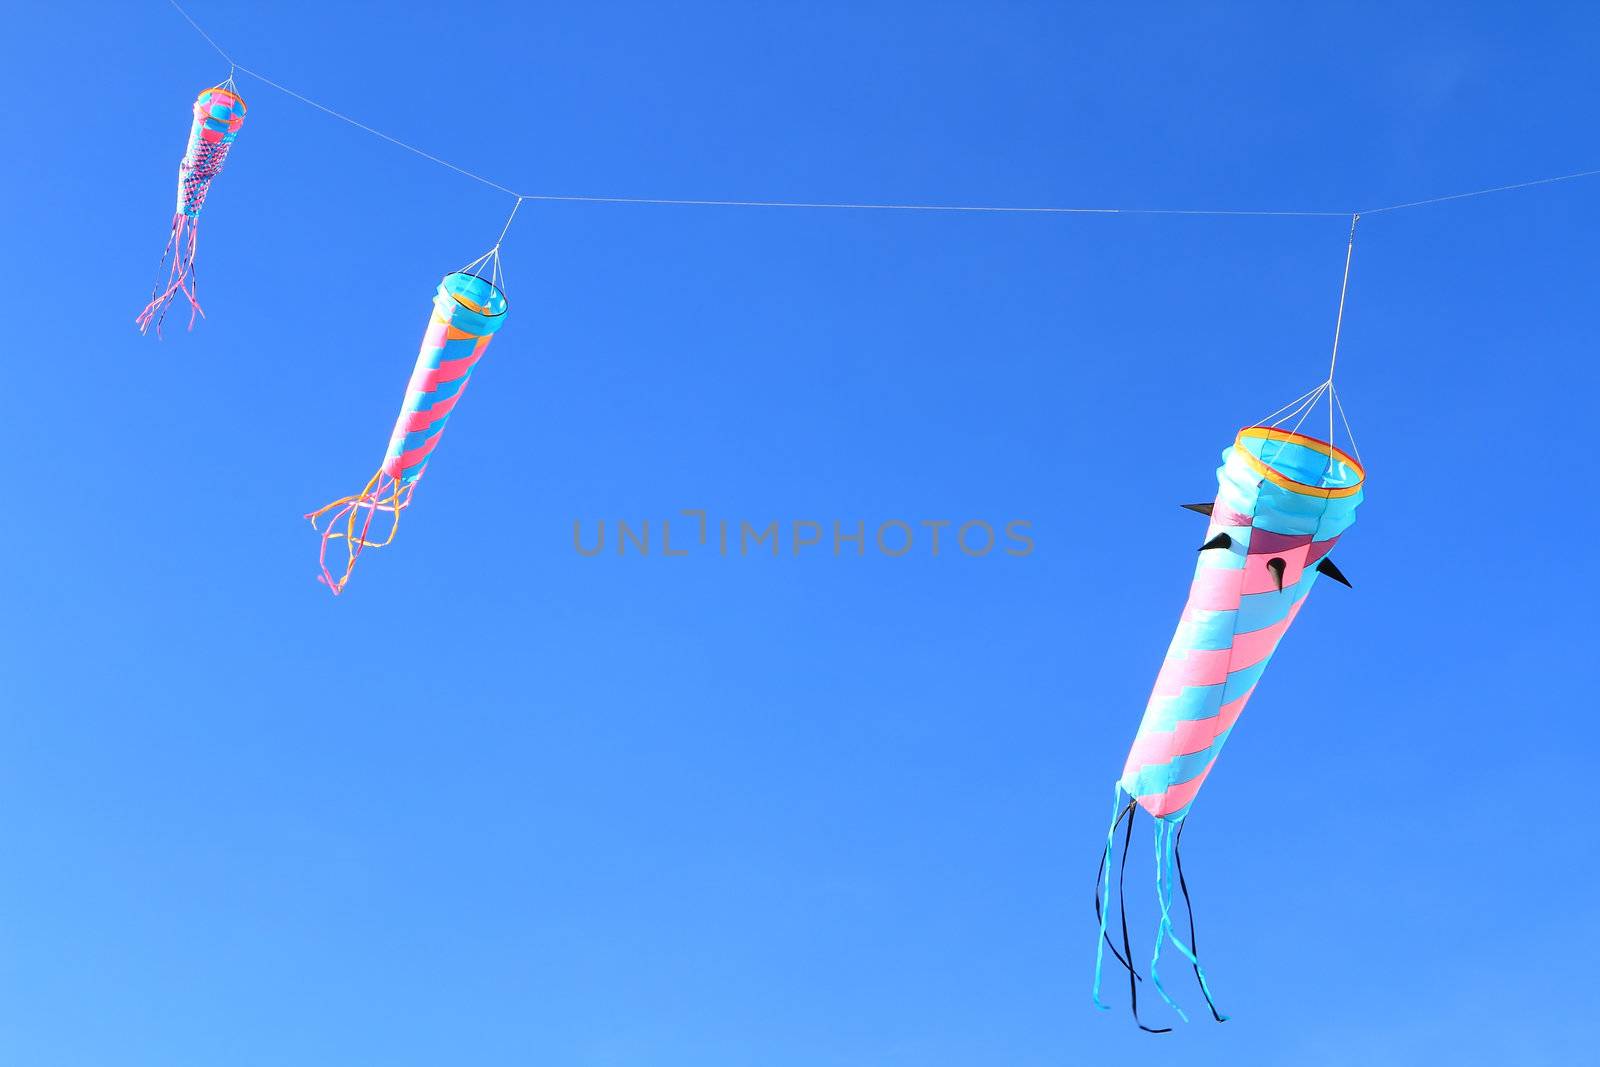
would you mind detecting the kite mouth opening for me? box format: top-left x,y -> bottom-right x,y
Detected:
443,271 -> 509,319
204,86 -> 247,111
1235,427 -> 1363,498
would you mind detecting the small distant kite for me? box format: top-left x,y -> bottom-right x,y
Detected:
137,82 -> 247,335
1093,423 -> 1365,1030
306,258 -> 509,595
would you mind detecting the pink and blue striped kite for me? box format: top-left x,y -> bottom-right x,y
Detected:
1093,425 -> 1365,1030
306,267 -> 509,595
137,83 -> 247,335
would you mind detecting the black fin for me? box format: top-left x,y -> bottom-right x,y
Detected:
1198,532 -> 1232,553
1316,558 -> 1352,588
1180,503 -> 1215,517
1265,557 -> 1286,591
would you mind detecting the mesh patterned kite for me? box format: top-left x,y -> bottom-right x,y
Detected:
1092,418 -> 1365,1031
137,83 -> 247,335
307,261 -> 509,595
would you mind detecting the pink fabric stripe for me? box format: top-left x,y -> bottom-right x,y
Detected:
1123,714 -> 1220,772
382,455 -> 428,480
1152,646 -> 1232,695
1121,736 -> 1159,777
1155,597 -> 1303,699
409,351 -> 481,393
1136,759 -> 1216,818
1226,600 -> 1303,671
1120,684 -> 1258,779
383,428 -> 445,477
1215,684 -> 1255,734
1186,565 -> 1247,612
399,386 -> 466,432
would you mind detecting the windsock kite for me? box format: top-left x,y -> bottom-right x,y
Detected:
306,266 -> 509,595
137,83 -> 247,335
1093,424 -> 1365,1030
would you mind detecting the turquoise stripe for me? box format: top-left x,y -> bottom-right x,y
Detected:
1248,495 -> 1328,536
1170,608 -> 1238,652
1120,725 -> 1234,796
388,411 -> 463,456
402,368 -> 475,406
1221,658 -> 1272,701
399,356 -> 480,400
1142,684 -> 1225,732
1232,582 -> 1310,633
396,463 -> 429,485
410,336 -> 481,370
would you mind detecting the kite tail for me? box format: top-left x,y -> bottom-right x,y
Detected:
304,470 -> 416,595
1091,788 -> 1171,1034
1092,784 -> 1124,1010
136,213 -> 205,336
1174,821 -> 1228,1022
1148,820 -> 1191,1022
1148,818 -> 1228,1024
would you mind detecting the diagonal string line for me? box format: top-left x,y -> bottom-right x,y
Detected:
169,0 -> 233,65
169,0 -> 1600,221
512,194 -> 1347,217
1361,168 -> 1600,215
228,61 -> 523,197
163,1 -> 1339,217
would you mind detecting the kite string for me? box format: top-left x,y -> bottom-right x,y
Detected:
190,0 -> 1373,474
1359,168 -> 1600,215
1253,380 -> 1328,480
487,197 -> 526,289
459,198 -> 522,288
1250,381 -> 1326,429
1283,382 -> 1327,440
1325,213 -> 1359,458
1257,213 -> 1360,469
495,197 -> 525,248
230,60 -> 525,199
1326,214 -> 1358,387
170,0 -> 521,201
167,0 -> 1600,221
1333,384 -> 1363,465
169,0 -> 233,66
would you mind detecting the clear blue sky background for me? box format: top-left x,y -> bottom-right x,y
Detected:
3,2 -> 1597,1063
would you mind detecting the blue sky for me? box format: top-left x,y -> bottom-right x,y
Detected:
3,2 -> 1597,1063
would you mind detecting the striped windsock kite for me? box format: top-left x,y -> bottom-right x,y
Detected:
307,269 -> 509,595
137,83 -> 247,335
1093,425 -> 1365,1031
